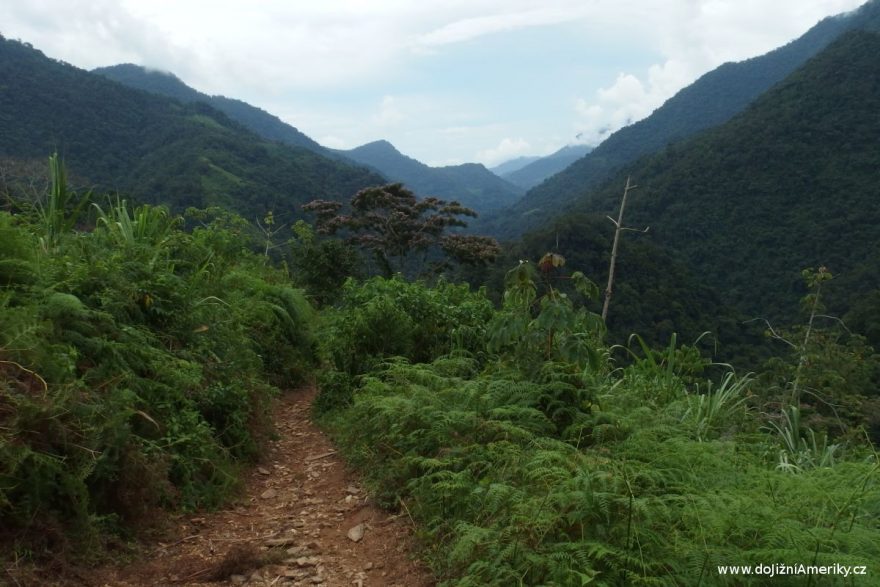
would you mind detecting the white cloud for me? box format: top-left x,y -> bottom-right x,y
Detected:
318,135 -> 347,149
416,5 -> 589,47
373,95 -> 407,127
476,137 -> 532,166
573,0 -> 865,145
574,59 -> 695,145
0,0 -> 191,71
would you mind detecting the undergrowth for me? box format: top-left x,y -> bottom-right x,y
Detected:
0,160 -> 317,560
318,264 -> 880,586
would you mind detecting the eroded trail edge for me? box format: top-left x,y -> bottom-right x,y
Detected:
91,386 -> 433,587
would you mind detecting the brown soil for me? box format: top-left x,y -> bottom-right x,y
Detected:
21,386 -> 435,587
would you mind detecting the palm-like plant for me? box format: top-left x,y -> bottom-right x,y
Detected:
93,197 -> 180,247
35,153 -> 90,252
682,371 -> 752,441
769,405 -> 840,472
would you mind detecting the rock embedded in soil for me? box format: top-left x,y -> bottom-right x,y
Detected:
347,523 -> 366,543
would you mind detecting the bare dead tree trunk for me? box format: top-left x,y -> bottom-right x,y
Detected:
602,177 -> 645,322
790,270 -> 828,407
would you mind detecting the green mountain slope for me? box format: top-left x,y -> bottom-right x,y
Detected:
497,0 -> 880,237
93,63 -> 330,156
336,140 -> 524,213
568,30 -> 880,323
500,144 -> 592,189
0,38 -> 383,217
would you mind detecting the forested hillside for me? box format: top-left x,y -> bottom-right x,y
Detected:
94,63 -> 525,215
561,30 -> 880,326
477,213 -> 764,363
337,140 -> 523,214
0,37 -> 384,219
3,12 -> 880,587
93,64 -> 330,156
492,0 -> 880,237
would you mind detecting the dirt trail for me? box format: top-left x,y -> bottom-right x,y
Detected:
84,386 -> 434,587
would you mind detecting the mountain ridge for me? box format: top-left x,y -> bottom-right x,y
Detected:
562,29 -> 880,323
0,38 -> 385,218
499,144 -> 593,190
93,63 -> 330,156
335,139 -> 524,214
490,155 -> 541,176
494,0 -> 880,237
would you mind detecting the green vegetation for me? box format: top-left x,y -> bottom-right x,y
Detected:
491,0 -> 880,237
93,64 -> 330,156
95,68 -> 523,215
304,183 -> 501,279
478,213 -> 765,365
1,158 -> 316,556
4,11 -> 880,585
564,31 -> 880,327
317,266 -> 879,586
0,36 -> 384,220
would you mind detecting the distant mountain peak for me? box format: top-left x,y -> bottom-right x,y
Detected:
352,139 -> 401,154
494,144 -> 593,190
336,140 -> 522,214
0,36 -> 385,220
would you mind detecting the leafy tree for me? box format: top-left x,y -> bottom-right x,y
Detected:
303,183 -> 500,278
487,254 -> 604,374
288,220 -> 362,307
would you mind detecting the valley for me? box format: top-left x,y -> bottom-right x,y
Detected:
2,2 -> 880,585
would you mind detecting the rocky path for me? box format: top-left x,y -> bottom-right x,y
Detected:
85,386 -> 434,587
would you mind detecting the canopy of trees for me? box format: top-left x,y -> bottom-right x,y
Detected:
303,183 -> 500,277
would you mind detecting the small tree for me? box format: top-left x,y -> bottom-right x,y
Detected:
288,220 -> 361,307
302,183 -> 500,278
487,254 -> 605,373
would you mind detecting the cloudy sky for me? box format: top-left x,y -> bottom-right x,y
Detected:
0,0 -> 866,166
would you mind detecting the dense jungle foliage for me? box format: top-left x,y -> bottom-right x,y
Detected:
560,31 -> 880,328
0,158 -> 317,557
2,150 -> 879,585
475,213 -> 767,365
4,11 -> 880,585
317,264 -> 880,586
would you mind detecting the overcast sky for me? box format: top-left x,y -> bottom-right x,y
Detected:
0,0 -> 867,166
